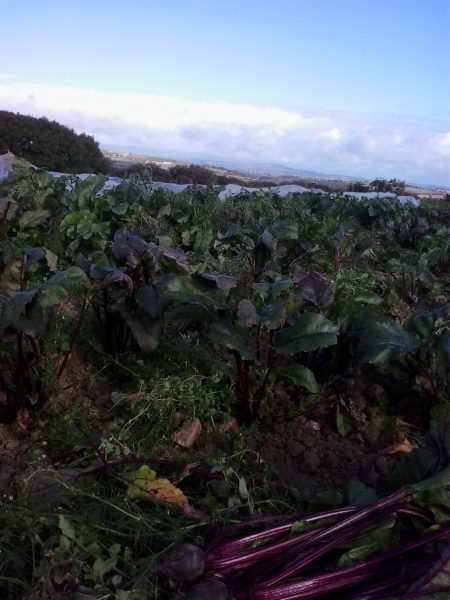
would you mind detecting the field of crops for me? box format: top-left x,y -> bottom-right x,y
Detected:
1,155 -> 450,599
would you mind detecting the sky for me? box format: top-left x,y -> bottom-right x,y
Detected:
0,0 -> 449,185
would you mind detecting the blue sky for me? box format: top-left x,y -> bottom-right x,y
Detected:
1,0 -> 449,185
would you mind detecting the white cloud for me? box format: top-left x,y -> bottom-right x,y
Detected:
0,76 -> 449,185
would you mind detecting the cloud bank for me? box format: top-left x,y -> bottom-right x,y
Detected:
1,76 -> 449,185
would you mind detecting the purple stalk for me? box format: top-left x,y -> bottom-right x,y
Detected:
252,523 -> 450,600
259,491 -> 411,588
396,506 -> 433,524
339,562 -> 432,599
407,541 -> 450,593
207,507 -> 358,555
253,562 -> 399,600
207,527 -> 327,573
359,587 -> 450,600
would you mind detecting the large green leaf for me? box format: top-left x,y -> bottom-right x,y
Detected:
0,290 -> 37,333
268,219 -> 298,240
111,229 -> 159,271
195,273 -> 238,291
259,299 -> 288,330
208,320 -> 253,360
19,209 -> 51,229
358,321 -> 419,364
404,311 -> 436,340
70,175 -> 108,210
237,299 -> 259,327
166,274 -> 236,307
254,230 -> 274,272
165,303 -> 215,323
118,305 -> 161,353
193,226 -> 213,254
39,267 -> 90,308
60,210 -> 94,233
277,364 -> 321,393
135,283 -> 168,319
252,278 -> 293,300
158,247 -> 191,274
111,202 -> 128,216
295,271 -> 334,309
273,313 -> 338,354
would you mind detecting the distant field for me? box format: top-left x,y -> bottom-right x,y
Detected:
103,149 -> 449,198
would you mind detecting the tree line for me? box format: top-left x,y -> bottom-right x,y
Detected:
0,110 -> 110,174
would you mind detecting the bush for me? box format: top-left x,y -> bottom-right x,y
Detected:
0,110 -> 110,174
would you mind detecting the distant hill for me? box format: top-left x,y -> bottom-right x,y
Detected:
0,110 -> 110,174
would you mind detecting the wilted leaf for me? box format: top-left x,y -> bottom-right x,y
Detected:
125,465 -> 188,508
44,249 -> 58,272
172,418 -> 202,448
382,437 -> 415,455
0,258 -> 23,294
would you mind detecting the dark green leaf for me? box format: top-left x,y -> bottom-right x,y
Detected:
309,490 -> 343,511
336,409 -> 354,437
118,305 -> 161,353
193,226 -> 213,254
0,290 -> 37,333
39,267 -> 90,308
196,273 -> 238,291
19,209 -> 51,228
295,271 -> 334,309
273,313 -> 338,354
268,219 -> 298,240
277,364 -> 321,393
346,480 -> 377,505
358,321 -> 419,364
237,299 -> 259,327
111,203 -> 128,215
165,303 -> 215,323
58,515 -> 76,540
208,320 -> 253,360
